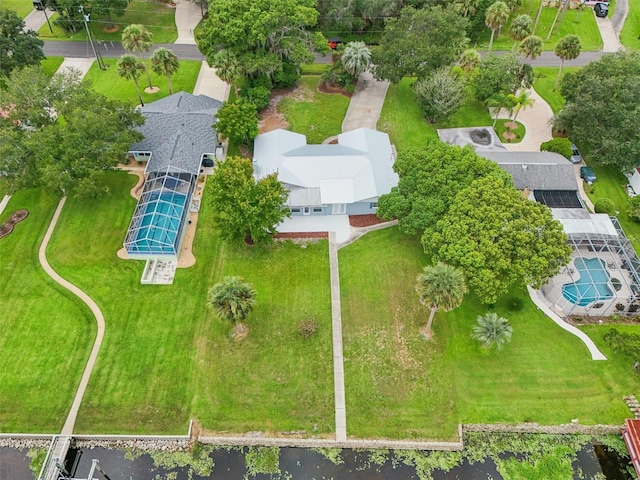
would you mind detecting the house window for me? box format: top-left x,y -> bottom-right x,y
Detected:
369,202 -> 378,209
312,207 -> 323,213
290,208 -> 301,213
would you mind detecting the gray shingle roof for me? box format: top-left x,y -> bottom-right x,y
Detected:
129,92 -> 222,175
478,151 -> 579,191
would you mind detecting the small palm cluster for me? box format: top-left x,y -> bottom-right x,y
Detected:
471,312 -> 513,350
208,276 -> 256,325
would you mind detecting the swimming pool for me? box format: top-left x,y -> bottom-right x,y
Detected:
562,257 -> 613,306
132,193 -> 187,254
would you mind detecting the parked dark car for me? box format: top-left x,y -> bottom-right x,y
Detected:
594,2 -> 608,17
33,0 -> 45,10
580,166 -> 597,184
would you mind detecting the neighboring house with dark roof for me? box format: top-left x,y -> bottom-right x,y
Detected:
123,92 -> 222,261
253,128 -> 398,216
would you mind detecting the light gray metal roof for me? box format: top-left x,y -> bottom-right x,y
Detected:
253,128 -> 398,205
478,151 -> 579,191
129,92 -> 222,175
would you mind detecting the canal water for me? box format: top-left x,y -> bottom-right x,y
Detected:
0,441 -> 634,480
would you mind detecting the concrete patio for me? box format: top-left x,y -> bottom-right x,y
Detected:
277,215 -> 352,243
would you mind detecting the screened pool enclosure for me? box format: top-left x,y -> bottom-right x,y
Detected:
124,167 -> 196,259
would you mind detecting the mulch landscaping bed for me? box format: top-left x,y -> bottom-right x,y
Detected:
274,232 -> 328,239
348,214 -> 386,227
317,83 -> 352,98
0,209 -> 29,239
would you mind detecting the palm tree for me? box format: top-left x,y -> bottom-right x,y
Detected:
211,50 -> 240,92
509,14 -> 533,51
518,35 -> 543,69
532,0 -> 544,34
415,262 -> 467,338
547,0 -> 570,41
452,0 -> 479,17
121,24 -> 154,89
341,41 -> 372,76
459,49 -> 481,77
117,54 -> 145,106
487,93 -> 515,127
208,276 -> 256,329
485,1 -> 511,52
507,89 -> 535,124
554,34 -> 581,91
151,47 -> 179,95
471,312 -> 513,350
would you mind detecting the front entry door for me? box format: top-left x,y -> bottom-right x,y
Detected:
332,203 -> 346,215
303,207 -> 311,215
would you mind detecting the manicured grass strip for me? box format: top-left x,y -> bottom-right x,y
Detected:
41,56 -> 64,77
301,63 -> 328,75
46,172 -> 333,434
341,227 -> 636,440
4,0 -> 35,19
621,0 -> 640,49
83,58 -> 201,105
533,67 -> 580,114
37,0 -> 179,43
278,76 -> 350,144
583,164 -> 640,254
339,227 -> 459,440
377,77 -> 492,151
476,0 -> 602,51
0,189 -> 95,432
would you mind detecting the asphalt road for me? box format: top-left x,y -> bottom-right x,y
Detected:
45,41 -> 608,67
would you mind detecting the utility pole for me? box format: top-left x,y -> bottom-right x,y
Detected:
42,0 -> 53,33
79,6 -> 106,70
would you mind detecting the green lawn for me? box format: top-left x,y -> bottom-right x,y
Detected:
37,0 -> 179,43
40,56 -> 64,77
377,78 -> 492,150
584,165 -> 640,253
621,0 -> 640,49
340,227 -> 639,440
476,0 -> 602,51
0,189 -> 95,432
533,67 -> 580,114
43,172 -> 333,434
83,58 -> 201,106
494,119 -> 525,143
277,76 -> 350,144
4,0 -> 35,19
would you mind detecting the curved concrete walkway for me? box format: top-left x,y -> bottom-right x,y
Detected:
527,287 -> 607,360
38,197 -> 106,434
174,0 -> 201,45
500,87 -> 553,152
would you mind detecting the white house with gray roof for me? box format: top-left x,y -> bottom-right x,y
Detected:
123,92 -> 222,261
253,128 -> 398,216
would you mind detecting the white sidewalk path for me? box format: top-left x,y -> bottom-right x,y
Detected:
174,0 -> 201,45
528,287 -> 607,360
55,58 -> 95,79
595,11 -> 623,52
23,8 -> 48,32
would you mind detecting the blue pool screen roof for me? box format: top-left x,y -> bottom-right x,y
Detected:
129,92 -> 222,175
124,168 -> 195,257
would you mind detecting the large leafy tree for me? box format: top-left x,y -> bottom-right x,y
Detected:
473,53 -> 528,103
377,142 -> 510,235
415,262 -> 467,338
485,1 -> 510,52
472,312 -> 513,350
207,156 -> 290,244
554,50 -> 640,172
150,47 -> 179,95
121,24 -> 154,89
214,100 -> 259,146
372,6 -> 468,83
553,34 -> 581,91
1,67 -> 144,197
197,0 -> 325,84
429,175 -> 571,304
117,54 -> 145,106
0,9 -> 44,82
89,0 -> 128,28
413,68 -> 465,123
